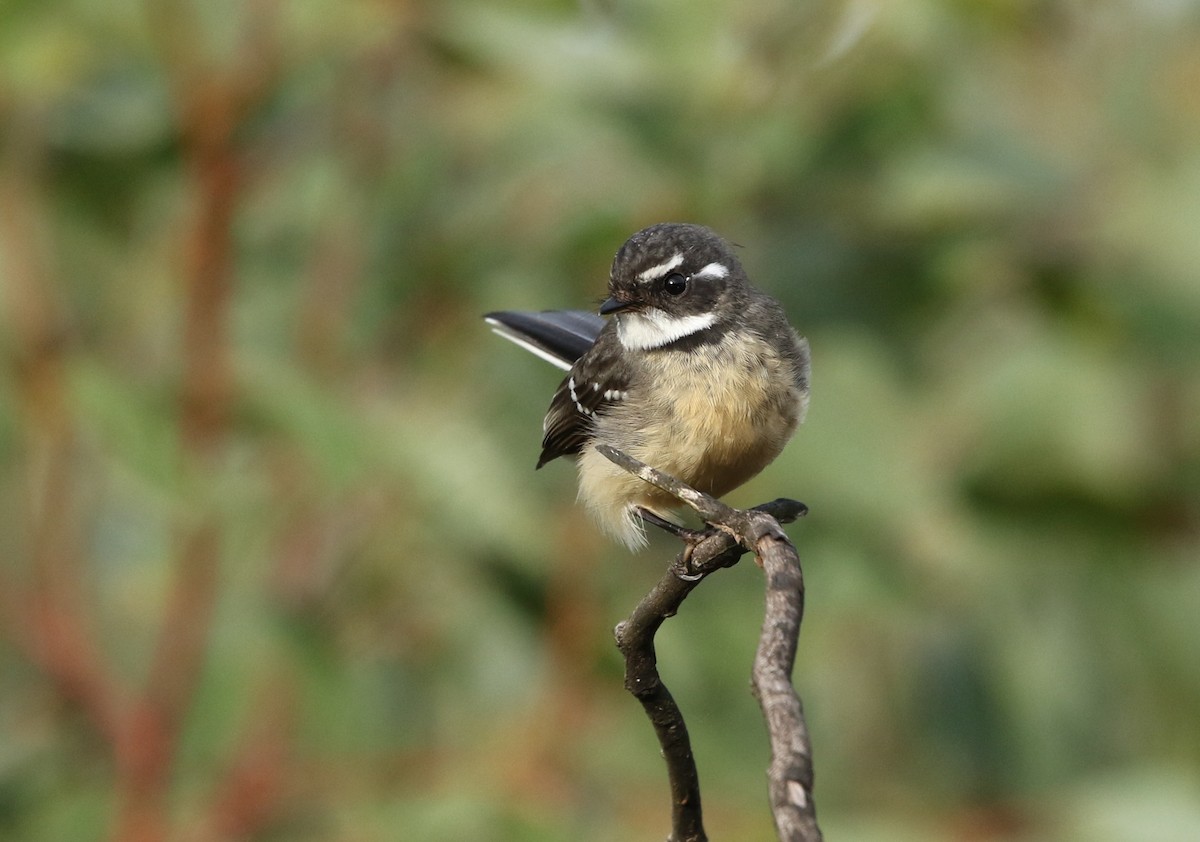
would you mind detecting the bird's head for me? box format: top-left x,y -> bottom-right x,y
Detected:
601,222 -> 751,352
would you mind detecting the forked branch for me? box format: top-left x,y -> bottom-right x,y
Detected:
599,445 -> 820,842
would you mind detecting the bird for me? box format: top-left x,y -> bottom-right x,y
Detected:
485,222 -> 810,551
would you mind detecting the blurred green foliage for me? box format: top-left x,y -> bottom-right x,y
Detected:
1,1 -> 1199,840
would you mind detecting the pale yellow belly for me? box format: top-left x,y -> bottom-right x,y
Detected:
577,347 -> 801,528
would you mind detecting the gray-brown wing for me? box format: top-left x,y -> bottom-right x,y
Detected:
537,328 -> 632,468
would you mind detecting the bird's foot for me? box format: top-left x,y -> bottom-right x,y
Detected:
671,543 -> 706,581
635,508 -> 712,581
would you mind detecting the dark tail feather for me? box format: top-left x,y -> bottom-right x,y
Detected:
483,310 -> 604,369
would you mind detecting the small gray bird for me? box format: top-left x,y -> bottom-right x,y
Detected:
486,223 -> 810,550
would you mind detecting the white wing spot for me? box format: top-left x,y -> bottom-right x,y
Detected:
568,375 -> 595,416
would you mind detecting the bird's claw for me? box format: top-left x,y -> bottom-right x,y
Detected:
671,542 -> 706,581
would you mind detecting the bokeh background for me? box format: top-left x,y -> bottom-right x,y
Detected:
2,1 -> 1199,840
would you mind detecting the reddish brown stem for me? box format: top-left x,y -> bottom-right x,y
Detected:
0,154 -> 124,744
113,66 -> 245,842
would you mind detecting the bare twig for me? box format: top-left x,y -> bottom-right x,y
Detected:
613,531 -> 741,842
615,567 -> 709,842
747,515 -> 821,841
599,446 -> 820,842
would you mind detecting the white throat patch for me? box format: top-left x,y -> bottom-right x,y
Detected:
616,308 -> 717,351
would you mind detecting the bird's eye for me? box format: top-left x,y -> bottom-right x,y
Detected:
663,273 -> 688,296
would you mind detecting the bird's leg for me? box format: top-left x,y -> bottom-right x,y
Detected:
636,507 -> 700,541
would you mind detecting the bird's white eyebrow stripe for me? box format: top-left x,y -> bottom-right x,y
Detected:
693,262 -> 729,280
637,252 -> 684,282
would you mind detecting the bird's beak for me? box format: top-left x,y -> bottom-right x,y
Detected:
599,296 -> 636,315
